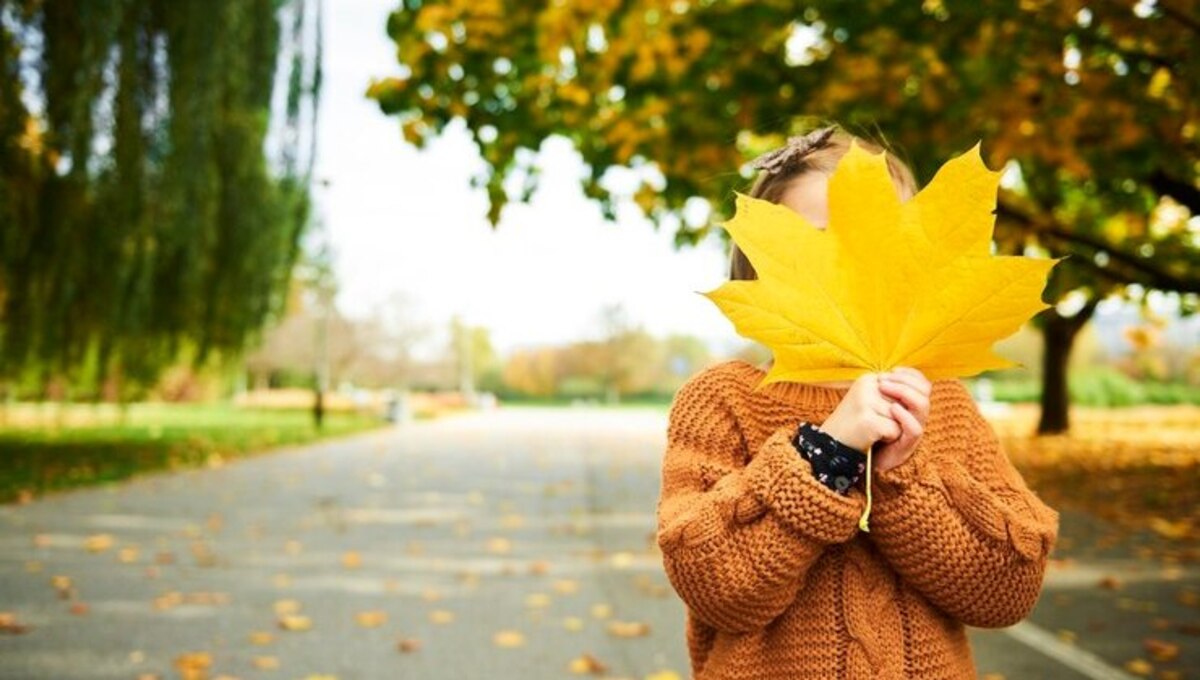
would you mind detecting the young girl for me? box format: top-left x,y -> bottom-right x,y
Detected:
655,125 -> 1060,679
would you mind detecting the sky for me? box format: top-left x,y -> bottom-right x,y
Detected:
313,0 -> 738,361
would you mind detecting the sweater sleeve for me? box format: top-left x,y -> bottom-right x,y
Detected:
655,369 -> 865,634
865,379 -> 1060,629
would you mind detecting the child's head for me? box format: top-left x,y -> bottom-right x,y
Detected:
730,125 -> 919,281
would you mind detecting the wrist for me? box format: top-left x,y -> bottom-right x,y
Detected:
792,421 -> 868,496
817,417 -> 868,454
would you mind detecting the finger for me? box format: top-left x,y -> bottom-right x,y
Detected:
886,366 -> 932,394
871,412 -> 902,443
878,378 -> 929,418
870,387 -> 899,417
889,365 -> 925,380
881,368 -> 930,396
891,401 -> 923,439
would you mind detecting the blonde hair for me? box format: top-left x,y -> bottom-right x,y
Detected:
730,124 -> 919,281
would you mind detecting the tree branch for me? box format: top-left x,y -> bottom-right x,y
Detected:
1157,1 -> 1200,35
1148,169 -> 1200,215
996,199 -> 1200,293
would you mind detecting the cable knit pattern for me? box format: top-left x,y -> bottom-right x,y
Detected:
655,359 -> 1059,679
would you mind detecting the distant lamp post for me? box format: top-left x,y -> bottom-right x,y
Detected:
308,178 -> 336,430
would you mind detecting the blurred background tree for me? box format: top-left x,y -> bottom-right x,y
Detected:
449,314 -> 501,400
367,0 -> 1199,433
0,0 -> 323,402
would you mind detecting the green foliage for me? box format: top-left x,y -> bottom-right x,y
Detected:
987,379 -> 1044,404
1068,366 -> 1147,407
0,0 -> 323,393
986,368 -> 1200,406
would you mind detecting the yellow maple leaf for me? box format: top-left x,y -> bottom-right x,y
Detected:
705,139 -> 1062,383
702,139 -> 1063,529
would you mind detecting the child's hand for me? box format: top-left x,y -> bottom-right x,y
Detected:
819,372 -> 903,453
872,366 -> 932,473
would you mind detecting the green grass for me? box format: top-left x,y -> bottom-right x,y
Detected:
0,403 -> 385,503
985,367 -> 1200,406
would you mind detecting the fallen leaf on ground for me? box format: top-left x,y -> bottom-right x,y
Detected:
173,652 -> 212,680
1142,638 -> 1179,662
609,552 -> 635,569
0,612 -> 31,634
277,615 -> 312,631
1178,588 -> 1198,607
85,534 -> 115,553
553,579 -> 579,595
568,653 -> 609,674
493,630 -> 525,648
525,593 -> 551,609
50,575 -> 73,599
1149,518 -> 1191,540
355,610 -> 387,628
185,592 -> 229,606
190,541 -> 217,567
248,631 -> 274,646
154,592 -> 183,610
1124,658 -> 1153,676
607,620 -> 651,638
273,599 -> 301,615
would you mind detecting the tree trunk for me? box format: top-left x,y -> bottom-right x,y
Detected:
313,386 -> 325,430
1037,299 -> 1098,435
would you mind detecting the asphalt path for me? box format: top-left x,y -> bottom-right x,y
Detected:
0,407 -> 1195,679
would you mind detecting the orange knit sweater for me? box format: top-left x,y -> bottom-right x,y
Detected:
655,359 -> 1060,680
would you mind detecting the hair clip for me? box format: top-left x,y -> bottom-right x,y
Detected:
749,126 -> 837,175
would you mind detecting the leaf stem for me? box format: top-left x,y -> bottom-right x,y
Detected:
858,441 -> 874,532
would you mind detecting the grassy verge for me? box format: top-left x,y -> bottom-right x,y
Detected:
0,403 -> 385,504
986,367 -> 1200,406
